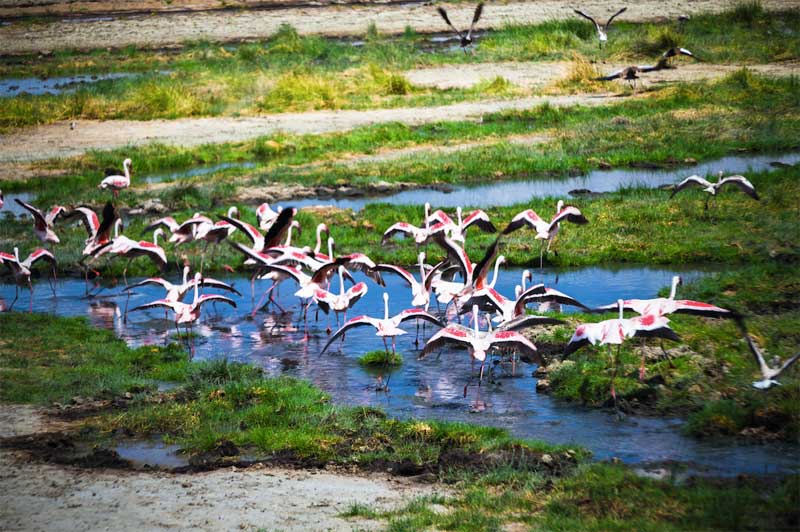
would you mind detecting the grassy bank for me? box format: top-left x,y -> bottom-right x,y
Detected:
1,3 -> 798,129
1,312 -> 797,531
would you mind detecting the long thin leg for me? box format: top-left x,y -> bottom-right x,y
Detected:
10,284 -> 19,311
28,280 -> 33,313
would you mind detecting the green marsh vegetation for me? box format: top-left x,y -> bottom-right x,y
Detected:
1,3 -> 798,129
1,312 -> 796,531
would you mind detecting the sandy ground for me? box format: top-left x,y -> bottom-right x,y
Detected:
0,93 -> 611,162
1,0 -> 797,55
0,404 -> 443,532
404,60 -> 800,89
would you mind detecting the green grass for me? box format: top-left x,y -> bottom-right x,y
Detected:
1,5 -> 798,129
358,350 -> 403,367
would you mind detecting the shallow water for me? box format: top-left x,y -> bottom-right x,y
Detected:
115,440 -> 188,468
3,264 -> 797,475
0,73 -> 137,98
291,152 -> 800,211
1,192 -> 34,218
142,162 -> 257,184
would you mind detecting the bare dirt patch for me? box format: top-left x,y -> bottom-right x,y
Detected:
1,0 -> 796,55
0,94 -> 609,162
405,60 -> 800,90
0,403 -> 442,532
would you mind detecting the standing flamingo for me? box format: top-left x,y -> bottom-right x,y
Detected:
503,201 -> 589,268
98,158 -> 132,198
0,247 -> 57,312
14,199 -> 66,245
131,273 -> 237,357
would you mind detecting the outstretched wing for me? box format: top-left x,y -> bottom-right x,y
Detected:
437,6 -> 464,38
489,330 -> 539,361
503,209 -> 548,235
220,215 -> 264,248
395,308 -> 446,328
23,248 -> 56,268
573,9 -> 600,30
596,68 -> 627,81
15,199 -> 47,230
65,206 -> 100,238
375,263 -> 416,288
466,2 -> 484,39
195,294 -> 237,310
717,175 -> 760,200
548,205 -> 589,233
130,299 -> 180,313
670,175 -> 712,198
461,209 -> 496,233
320,316 -> 378,355
497,314 -> 564,332
422,324 -> 474,357
671,300 -> 737,319
605,6 -> 627,27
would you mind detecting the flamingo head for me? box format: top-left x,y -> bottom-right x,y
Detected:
123,158 -> 132,170
497,255 -> 506,267
194,272 -> 202,282
523,269 -> 532,283
383,292 -> 389,303
227,206 -> 240,219
153,227 -> 165,240
556,199 -> 564,212
418,251 -> 426,263
291,220 -> 302,235
318,223 -> 329,235
13,246 -> 19,261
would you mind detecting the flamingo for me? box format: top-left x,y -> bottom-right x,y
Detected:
194,207 -> 240,271
381,202 -> 449,246
145,213 -> 213,246
422,305 -> 540,383
573,7 -> 627,48
94,228 -> 168,286
661,47 -> 700,65
130,272 -> 237,357
743,333 -> 800,390
313,265 -> 369,332
0,247 -> 57,312
14,199 -> 66,245
98,158 -> 132,198
255,203 -> 282,231
377,252 -> 445,312
321,292 -> 445,356
126,264 -> 241,302
670,172 -> 760,212
436,3 -> 484,54
66,202 -> 118,292
565,300 -> 680,414
446,207 -> 496,243
503,201 -> 589,268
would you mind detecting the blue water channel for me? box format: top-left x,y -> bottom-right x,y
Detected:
2,264 -> 797,476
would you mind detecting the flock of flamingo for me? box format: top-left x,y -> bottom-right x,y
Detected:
2,153 -> 793,409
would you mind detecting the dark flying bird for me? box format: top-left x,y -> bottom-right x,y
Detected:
437,3 -> 484,53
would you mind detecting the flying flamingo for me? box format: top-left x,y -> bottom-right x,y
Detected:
743,334 -> 800,390
670,172 -> 760,212
126,264 -> 241,302
503,200 -> 589,268
98,158 -> 132,198
194,207 -> 241,272
93,228 -> 168,286
573,7 -> 627,48
131,273 -> 237,357
321,292 -> 445,356
313,265 -> 369,332
66,202 -> 118,292
0,247 -> 57,312
381,202 -> 449,246
376,252 -> 445,312
593,276 -> 736,378
14,199 -> 66,245
255,203 -> 283,231
436,2 -> 484,54
441,207 -> 496,243
565,300 -> 680,414
145,213 -> 213,246
422,305 -> 540,384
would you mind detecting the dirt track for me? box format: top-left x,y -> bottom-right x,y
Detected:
404,60 -> 800,89
1,0 -> 796,55
0,93 -> 613,162
0,404 -> 440,532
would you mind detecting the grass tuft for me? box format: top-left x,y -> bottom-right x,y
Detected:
358,350 -> 403,367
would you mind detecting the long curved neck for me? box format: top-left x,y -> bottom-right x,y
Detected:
114,219 -> 122,238
521,271 -> 528,291
457,207 -> 463,228
193,277 -> 199,304
182,266 -> 190,285
315,226 -> 324,254
285,225 -> 294,246
418,255 -> 425,281
473,307 -> 479,335
328,238 -> 334,259
618,301 -> 624,321
384,296 -> 389,321
124,161 -> 130,180
153,230 -> 160,246
424,204 -> 430,231
669,277 -> 679,299
14,247 -> 19,263
489,258 -> 502,288
338,268 -> 345,295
